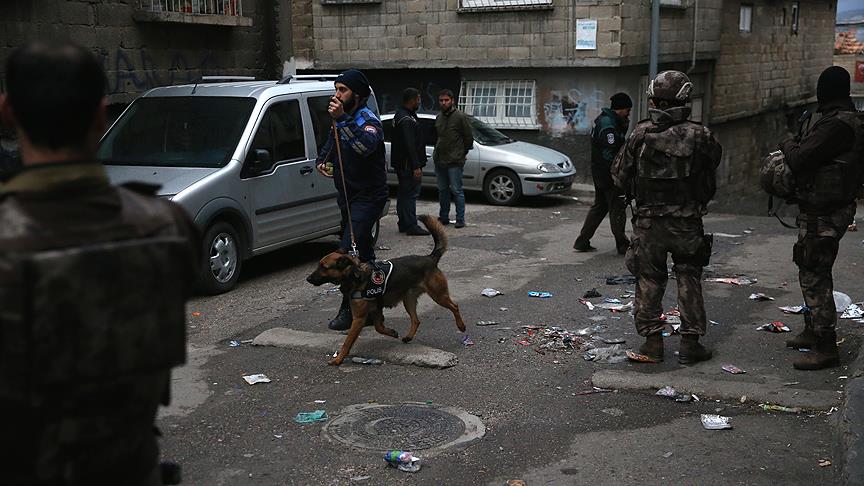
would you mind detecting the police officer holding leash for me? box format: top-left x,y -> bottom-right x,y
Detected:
612,71 -> 722,364
315,69 -> 388,331
775,66 -> 863,370
0,41 -> 198,485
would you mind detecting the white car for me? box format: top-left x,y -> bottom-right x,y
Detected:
381,113 -> 576,206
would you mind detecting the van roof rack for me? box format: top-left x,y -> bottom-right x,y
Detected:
191,76 -> 257,94
276,74 -> 339,84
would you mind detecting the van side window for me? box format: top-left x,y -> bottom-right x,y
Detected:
307,95 -> 332,150
246,100 -> 304,172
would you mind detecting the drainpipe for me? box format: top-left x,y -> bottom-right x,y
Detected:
649,0 -> 660,80
688,0 -> 698,74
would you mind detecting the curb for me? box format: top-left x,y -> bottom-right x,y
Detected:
837,340 -> 864,486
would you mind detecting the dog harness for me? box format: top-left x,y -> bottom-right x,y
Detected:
351,260 -> 393,301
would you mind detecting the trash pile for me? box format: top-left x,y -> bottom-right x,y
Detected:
511,325 -> 591,354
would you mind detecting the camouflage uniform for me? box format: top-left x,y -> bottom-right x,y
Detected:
781,98 -> 860,336
0,162 -> 199,485
612,72 -> 723,341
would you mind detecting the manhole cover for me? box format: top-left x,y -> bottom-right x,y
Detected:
322,403 -> 485,455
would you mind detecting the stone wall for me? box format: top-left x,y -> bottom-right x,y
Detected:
310,0 -> 723,69
619,0 -> 723,65
0,0 -> 271,105
711,0 -> 835,122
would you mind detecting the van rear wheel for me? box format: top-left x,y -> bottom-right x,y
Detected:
199,221 -> 243,294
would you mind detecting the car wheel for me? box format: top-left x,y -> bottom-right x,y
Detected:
199,221 -> 243,295
483,169 -> 522,206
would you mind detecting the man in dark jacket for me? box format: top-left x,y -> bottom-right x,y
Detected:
433,89 -> 474,228
0,41 -> 199,486
780,66 -> 861,370
315,68 -> 388,330
392,87 -> 429,236
574,92 -> 632,254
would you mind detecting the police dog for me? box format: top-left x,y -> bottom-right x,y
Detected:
306,215 -> 465,366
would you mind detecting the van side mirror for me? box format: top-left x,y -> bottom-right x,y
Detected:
251,148 -> 272,172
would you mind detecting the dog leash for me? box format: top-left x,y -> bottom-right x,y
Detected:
332,121 -> 359,258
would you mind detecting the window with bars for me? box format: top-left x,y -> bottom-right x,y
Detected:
139,0 -> 244,16
459,0 -> 553,12
459,80 -> 539,129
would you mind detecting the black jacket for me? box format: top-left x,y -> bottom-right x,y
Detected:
782,99 -> 856,176
391,107 -> 426,171
590,108 -> 628,189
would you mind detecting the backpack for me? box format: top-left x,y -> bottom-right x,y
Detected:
759,150 -> 797,201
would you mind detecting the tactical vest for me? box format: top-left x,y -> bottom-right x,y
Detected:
0,188 -> 193,483
797,110 -> 864,207
634,122 -> 715,208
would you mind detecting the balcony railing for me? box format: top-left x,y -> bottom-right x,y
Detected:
139,0 -> 243,16
136,0 -> 251,26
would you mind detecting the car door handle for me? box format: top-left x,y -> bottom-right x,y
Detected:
300,166 -> 313,175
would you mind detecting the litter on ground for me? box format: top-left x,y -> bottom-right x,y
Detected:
293,410 -> 328,424
779,305 -> 806,314
701,414 -> 732,430
722,364 -> 746,374
352,357 -> 384,365
605,275 -> 638,285
242,374 -> 271,385
384,451 -> 422,473
626,350 -> 660,363
528,291 -> 553,298
583,288 -> 602,298
841,303 -> 863,319
482,288 -> 503,297
706,277 -> 757,286
749,293 -> 774,301
757,321 -> 791,332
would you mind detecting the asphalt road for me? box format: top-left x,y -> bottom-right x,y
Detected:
158,191 -> 864,485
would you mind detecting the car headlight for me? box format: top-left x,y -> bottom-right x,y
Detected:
537,163 -> 561,173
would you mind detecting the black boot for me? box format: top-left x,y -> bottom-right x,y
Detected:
328,294 -> 353,331
639,334 -> 664,362
679,334 -> 712,364
787,307 -> 816,349
793,330 -> 840,370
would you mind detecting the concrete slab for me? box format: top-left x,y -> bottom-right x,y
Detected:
251,327 -> 458,369
592,368 -> 842,410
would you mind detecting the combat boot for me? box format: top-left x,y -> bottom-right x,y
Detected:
786,327 -> 816,349
793,331 -> 840,370
639,334 -> 664,362
678,335 -> 712,364
787,307 -> 816,349
328,294 -> 353,331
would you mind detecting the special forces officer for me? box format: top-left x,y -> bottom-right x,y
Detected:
574,92 -> 632,254
612,71 -> 723,364
780,66 -> 862,370
0,42 -> 199,485
315,69 -> 388,331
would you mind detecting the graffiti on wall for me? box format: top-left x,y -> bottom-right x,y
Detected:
98,49 -> 219,95
542,88 -> 605,136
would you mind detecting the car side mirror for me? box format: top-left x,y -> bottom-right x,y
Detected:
251,148 -> 272,172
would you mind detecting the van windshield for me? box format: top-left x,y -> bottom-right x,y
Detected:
468,116 -> 515,146
98,97 -> 256,168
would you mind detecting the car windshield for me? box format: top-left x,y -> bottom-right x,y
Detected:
97,96 -> 256,168
468,116 -> 515,146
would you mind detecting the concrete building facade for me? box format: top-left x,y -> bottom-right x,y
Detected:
298,0 -> 837,208
0,0 -> 281,108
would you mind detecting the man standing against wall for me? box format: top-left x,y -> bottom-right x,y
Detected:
433,89 -> 473,228
780,66 -> 861,370
612,71 -> 722,364
574,92 -> 632,254
391,87 -> 429,236
315,69 -> 388,331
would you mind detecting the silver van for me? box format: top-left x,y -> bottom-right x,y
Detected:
381,113 -> 576,206
98,76 -> 387,294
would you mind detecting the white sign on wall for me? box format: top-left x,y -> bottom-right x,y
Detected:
576,19 -> 598,50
